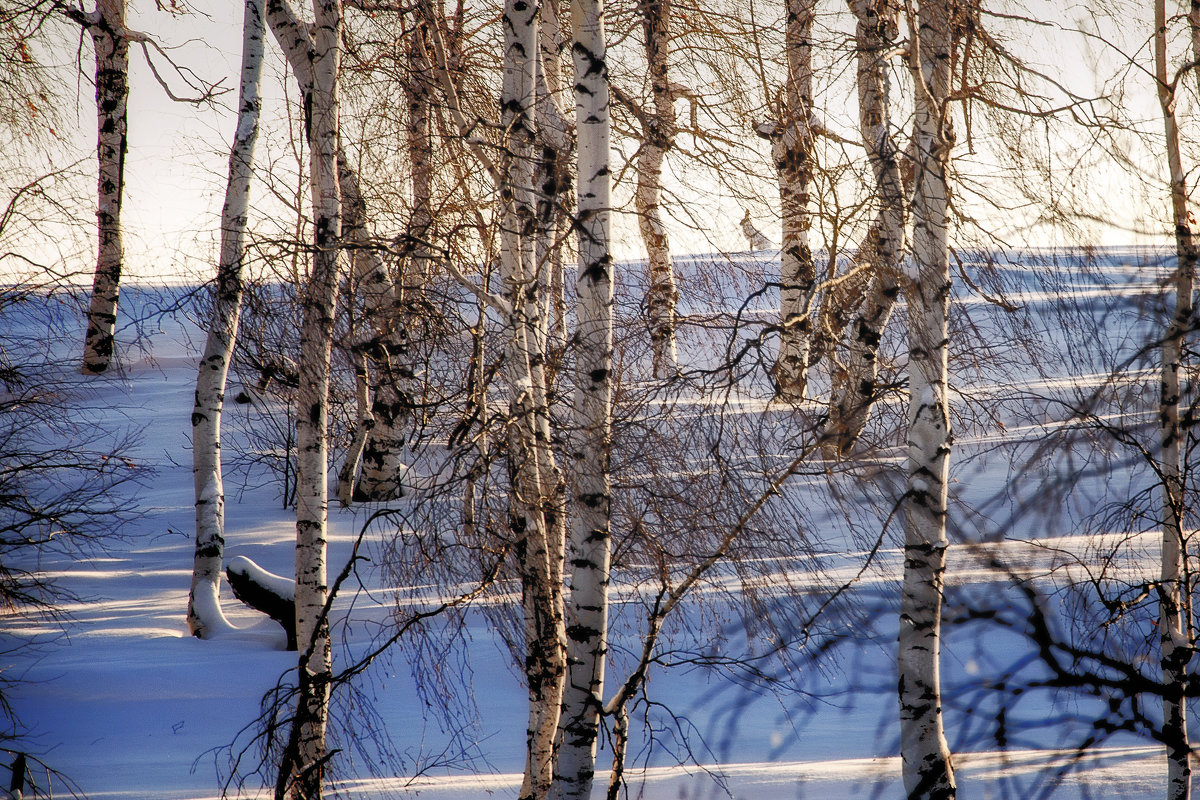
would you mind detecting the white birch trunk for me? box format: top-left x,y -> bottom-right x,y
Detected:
338,153 -> 410,501
637,0 -> 679,379
1155,4 -> 1195,798
288,0 -> 340,791
899,2 -> 955,797
552,0 -> 612,796
336,347 -> 371,507
345,22 -> 432,501
535,0 -> 573,381
81,0 -> 129,375
826,0 -> 904,455
772,0 -> 816,400
500,2 -> 567,797
188,0 -> 265,639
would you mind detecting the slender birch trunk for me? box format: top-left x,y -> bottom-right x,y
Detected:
81,0 -> 129,375
552,0 -> 612,796
282,0 -> 341,792
535,0 -> 573,386
500,2 -> 567,797
771,0 -> 816,400
336,347 -> 372,507
188,0 -> 266,639
899,2 -> 955,797
637,0 -> 679,379
825,0 -> 904,456
1155,4 -> 1196,798
402,21 -> 435,283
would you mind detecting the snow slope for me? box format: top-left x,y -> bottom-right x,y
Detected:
1,255 -> 1182,798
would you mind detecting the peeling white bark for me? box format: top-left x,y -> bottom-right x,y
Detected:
188,0 -> 265,640
898,1 -> 955,797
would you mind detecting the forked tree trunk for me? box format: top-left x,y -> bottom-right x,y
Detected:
898,1 -> 955,797
500,2 -> 567,797
771,0 -> 816,400
1154,4 -> 1196,798
188,0 -> 266,639
82,0 -> 129,375
637,0 -> 679,379
551,0 -> 612,796
825,0 -> 905,455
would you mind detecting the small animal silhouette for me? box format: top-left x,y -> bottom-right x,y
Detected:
741,210 -> 772,251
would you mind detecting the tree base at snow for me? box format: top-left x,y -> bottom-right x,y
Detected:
226,556 -> 297,650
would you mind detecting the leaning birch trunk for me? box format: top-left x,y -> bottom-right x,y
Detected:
1154,4 -> 1196,798
551,0 -> 612,796
81,0 -> 129,375
825,0 -> 905,456
771,0 -> 816,400
500,1 -> 567,797
188,0 -> 266,639
898,1 -> 955,798
283,0 -> 340,793
337,153 -> 410,501
637,0 -> 679,379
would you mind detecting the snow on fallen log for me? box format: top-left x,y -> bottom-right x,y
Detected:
226,556 -> 297,651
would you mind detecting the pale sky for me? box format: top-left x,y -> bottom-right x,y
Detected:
12,0 -> 1181,287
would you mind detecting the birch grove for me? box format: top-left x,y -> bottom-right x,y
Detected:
187,0 -> 265,639
60,0 -> 1198,794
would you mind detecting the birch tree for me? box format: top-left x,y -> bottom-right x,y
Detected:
898,0 -> 956,796
52,0 -> 214,373
534,0 -> 573,371
825,0 -> 905,455
1153,2 -> 1196,797
499,0 -> 569,790
335,152 -> 410,504
339,17 -> 432,503
187,0 -> 265,640
759,0 -> 816,400
260,0 -> 343,791
632,0 -> 680,378
551,0 -> 612,795
80,0 -> 128,375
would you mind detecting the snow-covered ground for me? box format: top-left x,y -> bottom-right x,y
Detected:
2,250 -> 1185,798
